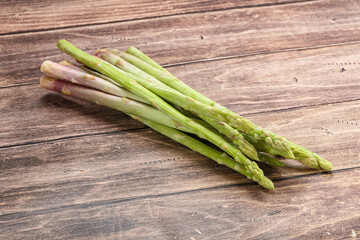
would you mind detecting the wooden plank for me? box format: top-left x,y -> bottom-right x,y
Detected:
0,0 -> 303,35
1,100 -> 359,215
1,0 -> 360,87
1,43 -> 360,147
1,167 -> 359,239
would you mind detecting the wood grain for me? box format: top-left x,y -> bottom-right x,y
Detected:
1,43 -> 360,147
1,168 -> 359,239
1,100 -> 359,215
2,0 -> 360,87
0,0 -> 311,35
2,0 -> 360,239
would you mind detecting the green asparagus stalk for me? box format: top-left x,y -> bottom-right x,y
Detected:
40,76 -> 273,189
95,49 -> 259,160
57,39 -> 270,186
130,115 -> 274,189
123,47 -> 333,170
114,48 -> 295,160
289,143 -> 332,170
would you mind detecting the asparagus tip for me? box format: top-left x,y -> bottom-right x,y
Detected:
260,177 -> 275,190
318,159 -> 333,171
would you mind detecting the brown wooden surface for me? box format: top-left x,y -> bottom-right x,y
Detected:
1,0 -> 360,239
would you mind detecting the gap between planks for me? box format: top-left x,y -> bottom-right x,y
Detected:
2,38 -> 360,90
1,165 -> 358,221
0,0 -> 315,37
0,98 -> 359,150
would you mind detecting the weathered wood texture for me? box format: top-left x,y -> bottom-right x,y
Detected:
1,0 -> 360,239
2,0 -> 360,88
0,0 -> 310,35
1,168 -> 360,239
1,100 -> 359,214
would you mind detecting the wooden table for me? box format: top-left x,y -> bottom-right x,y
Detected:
1,0 -> 360,239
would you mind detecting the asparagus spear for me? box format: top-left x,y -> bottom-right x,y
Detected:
57,39 -> 270,186
130,115 -> 274,189
40,76 -> 274,189
123,47 -> 333,170
95,49 -> 259,160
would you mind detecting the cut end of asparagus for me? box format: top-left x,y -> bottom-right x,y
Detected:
57,39 -> 68,53
40,60 -> 53,74
40,76 -> 72,96
40,75 -> 55,90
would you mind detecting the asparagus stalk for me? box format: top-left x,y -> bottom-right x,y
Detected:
123,47 -> 333,170
57,39 -> 270,186
95,49 -> 259,160
130,115 -> 274,189
40,76 -> 274,189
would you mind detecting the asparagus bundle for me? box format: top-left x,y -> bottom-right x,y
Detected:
106,47 -> 333,170
39,39 -> 333,189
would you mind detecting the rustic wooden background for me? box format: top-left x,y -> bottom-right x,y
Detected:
1,0 -> 360,239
